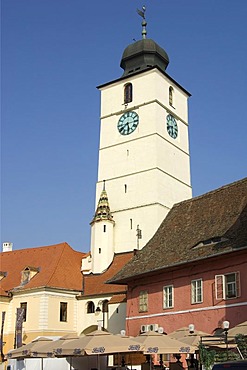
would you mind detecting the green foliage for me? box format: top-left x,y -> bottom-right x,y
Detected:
199,343 -> 216,370
235,334 -> 247,359
215,350 -> 238,362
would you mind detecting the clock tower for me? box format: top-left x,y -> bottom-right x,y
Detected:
90,11 -> 192,267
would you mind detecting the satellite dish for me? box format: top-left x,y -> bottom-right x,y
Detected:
121,330 -> 126,337
158,327 -> 164,334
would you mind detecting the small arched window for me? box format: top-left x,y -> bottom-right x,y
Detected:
124,83 -> 133,104
102,300 -> 109,313
169,86 -> 174,106
87,301 -> 95,314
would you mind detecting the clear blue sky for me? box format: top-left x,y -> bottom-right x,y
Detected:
1,0 -> 247,252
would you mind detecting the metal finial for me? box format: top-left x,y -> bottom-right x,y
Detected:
137,5 -> 147,39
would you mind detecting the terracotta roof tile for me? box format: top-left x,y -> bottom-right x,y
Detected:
0,242 -> 86,295
109,178 -> 247,283
82,252 -> 134,296
109,293 -> 127,304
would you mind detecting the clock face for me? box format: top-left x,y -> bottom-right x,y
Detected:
166,114 -> 178,139
118,111 -> 139,135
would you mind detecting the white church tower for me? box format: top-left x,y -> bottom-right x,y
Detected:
90,9 -> 192,270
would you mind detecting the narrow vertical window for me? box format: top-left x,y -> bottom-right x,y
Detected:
124,83 -> 132,104
99,248 -> 101,254
139,290 -> 148,312
124,184 -> 127,193
169,86 -> 173,106
163,285 -> 173,308
87,301 -> 95,314
130,218 -> 133,229
103,224 -> 106,232
20,302 -> 27,322
60,302 -> 67,322
191,279 -> 203,303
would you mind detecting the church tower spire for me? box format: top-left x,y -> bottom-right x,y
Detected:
90,180 -> 114,225
90,182 -> 115,273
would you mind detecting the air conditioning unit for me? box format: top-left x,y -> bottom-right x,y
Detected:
141,324 -> 150,333
149,324 -> 159,332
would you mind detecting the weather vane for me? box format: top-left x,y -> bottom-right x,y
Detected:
136,5 -> 147,39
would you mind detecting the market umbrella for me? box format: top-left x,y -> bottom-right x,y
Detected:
169,327 -> 209,341
55,329 -> 144,356
169,330 -> 210,347
228,321 -> 247,337
6,337 -> 54,359
134,331 -> 196,354
6,337 -> 56,370
31,333 -> 79,358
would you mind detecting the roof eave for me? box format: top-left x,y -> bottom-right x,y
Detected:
107,245 -> 247,285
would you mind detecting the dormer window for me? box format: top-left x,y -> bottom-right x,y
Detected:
124,83 -> 132,104
192,236 -> 228,249
21,266 -> 39,285
0,271 -> 7,281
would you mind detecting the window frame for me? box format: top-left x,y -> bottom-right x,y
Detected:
60,302 -> 68,322
139,290 -> 148,312
169,86 -> 174,107
191,278 -> 203,304
20,302 -> 27,322
163,285 -> 174,309
124,83 -> 133,104
87,301 -> 95,314
215,272 -> 240,300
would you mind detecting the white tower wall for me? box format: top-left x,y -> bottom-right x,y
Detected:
94,68 -> 192,252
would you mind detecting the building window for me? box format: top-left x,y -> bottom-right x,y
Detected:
124,83 -> 132,104
21,266 -> 39,285
163,285 -> 173,308
87,301 -> 95,314
130,218 -> 133,229
191,279 -> 203,303
60,302 -> 67,322
215,272 -> 240,300
20,302 -> 27,322
124,184 -> 127,193
103,225 -> 106,232
169,86 -> 174,106
139,290 -> 148,312
102,299 -> 109,313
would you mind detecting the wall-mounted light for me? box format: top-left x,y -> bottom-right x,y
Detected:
189,324 -> 195,334
96,306 -> 101,313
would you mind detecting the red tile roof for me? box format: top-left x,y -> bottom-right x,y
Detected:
81,252 -> 134,297
109,178 -> 247,283
0,242 -> 86,296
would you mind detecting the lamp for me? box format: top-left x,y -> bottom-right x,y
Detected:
96,306 -> 101,312
189,324 -> 195,334
223,320 -> 230,359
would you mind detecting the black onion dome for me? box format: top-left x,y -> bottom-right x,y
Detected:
120,38 -> 169,77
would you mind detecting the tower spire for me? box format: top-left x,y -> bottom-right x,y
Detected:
137,5 -> 147,39
90,182 -> 114,225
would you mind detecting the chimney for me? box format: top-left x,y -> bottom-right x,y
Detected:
2,242 -> 13,252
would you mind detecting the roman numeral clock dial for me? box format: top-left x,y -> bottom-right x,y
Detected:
117,111 -> 139,135
166,114 -> 178,139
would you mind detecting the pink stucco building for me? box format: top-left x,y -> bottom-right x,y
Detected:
109,178 -> 247,337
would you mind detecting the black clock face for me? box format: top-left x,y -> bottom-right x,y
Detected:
166,114 -> 178,139
118,111 -> 139,135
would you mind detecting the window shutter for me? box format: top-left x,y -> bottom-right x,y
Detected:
215,275 -> 225,300
236,271 -> 241,297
